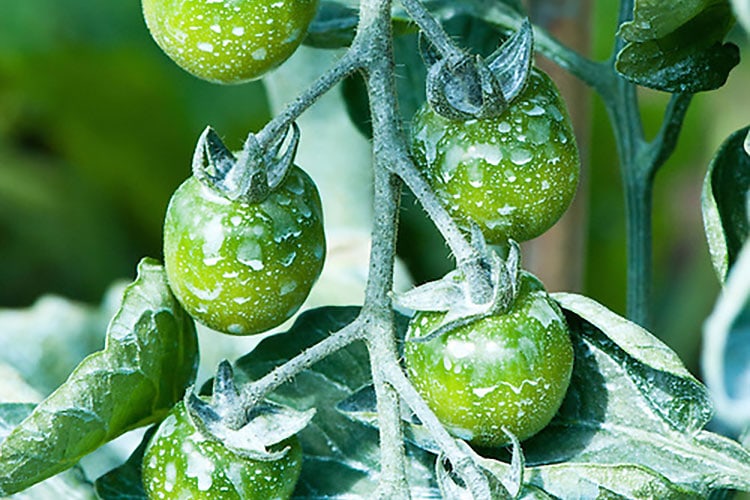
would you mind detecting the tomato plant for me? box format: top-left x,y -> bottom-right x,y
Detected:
2,0 -> 750,499
142,401 -> 302,499
141,0 -> 319,83
404,271 -> 574,447
411,68 -> 580,244
163,167 -> 325,335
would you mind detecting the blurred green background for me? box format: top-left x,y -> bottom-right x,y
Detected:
0,0 -> 748,377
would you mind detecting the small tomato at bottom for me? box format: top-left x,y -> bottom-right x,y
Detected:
142,401 -> 302,500
404,271 -> 574,447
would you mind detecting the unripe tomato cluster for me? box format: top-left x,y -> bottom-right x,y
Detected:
405,65 -> 580,447
142,1 -> 325,494
141,0 -> 580,493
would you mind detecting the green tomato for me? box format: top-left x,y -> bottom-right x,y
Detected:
404,271 -> 574,447
141,0 -> 319,84
411,68 -> 580,244
163,166 -> 325,335
142,401 -> 302,499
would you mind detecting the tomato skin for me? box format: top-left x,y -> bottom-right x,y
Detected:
411,68 -> 580,244
403,271 -> 574,447
163,166 -> 325,335
141,0 -> 319,84
142,401 -> 302,500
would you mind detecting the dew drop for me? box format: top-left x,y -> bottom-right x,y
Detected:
197,42 -> 214,53
237,240 -> 264,270
466,162 -> 484,188
497,204 -> 516,216
548,105 -> 564,122
285,173 -> 305,194
510,149 -> 533,166
469,143 -> 502,166
280,280 -> 297,295
281,251 -> 297,267
525,104 -> 546,116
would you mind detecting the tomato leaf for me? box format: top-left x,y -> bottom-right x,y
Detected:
615,0 -> 739,93
486,460 -> 700,499
518,293 -> 750,495
0,285 -> 123,396
0,259 -> 199,496
94,428 -> 155,500
233,307 -> 439,498
304,1 -> 359,49
554,293 -> 712,432
0,403 -> 97,500
702,126 -> 750,282
337,385 -> 442,455
0,404 -> 36,438
703,238 -> 750,431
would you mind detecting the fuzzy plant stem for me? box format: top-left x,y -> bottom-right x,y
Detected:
255,50 -> 362,148
240,320 -> 366,407
362,0 -> 496,494
356,0 -> 410,495
399,0 -> 464,61
382,361 -> 494,498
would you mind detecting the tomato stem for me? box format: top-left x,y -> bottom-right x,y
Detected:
382,359 -> 496,499
255,49 -> 362,151
400,0 -> 466,64
240,319 -> 366,407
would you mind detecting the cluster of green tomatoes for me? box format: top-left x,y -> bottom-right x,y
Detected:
141,0 -> 580,497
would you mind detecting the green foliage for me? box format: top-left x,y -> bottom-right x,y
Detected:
0,285 -> 122,395
338,296 -> 750,496
2,0 -> 750,498
615,0 -> 739,92
0,259 -> 198,495
233,307 -> 439,498
305,1 -> 360,48
703,236 -> 750,431
702,126 -> 750,281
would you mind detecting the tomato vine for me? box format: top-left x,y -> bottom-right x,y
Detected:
1,0 -> 748,498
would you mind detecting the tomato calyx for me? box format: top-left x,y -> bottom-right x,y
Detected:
395,241 -> 522,344
421,18 -> 534,121
184,360 -> 315,461
192,123 -> 300,203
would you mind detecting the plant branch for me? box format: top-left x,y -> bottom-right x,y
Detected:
399,0 -> 465,62
255,49 -> 362,148
646,93 -> 693,178
393,154 -> 493,304
240,320 -> 365,407
358,0 -> 410,496
382,360 -> 494,499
